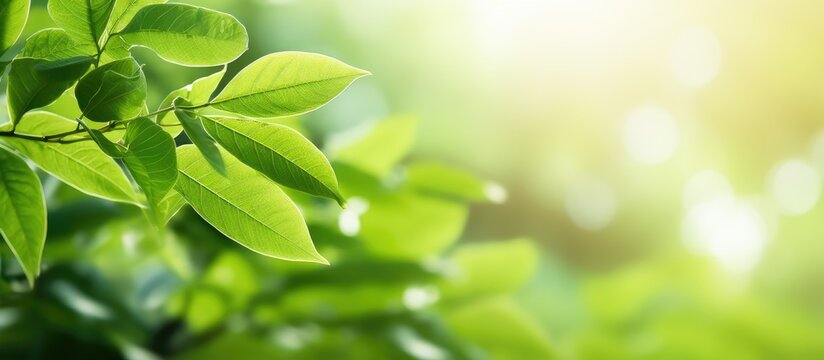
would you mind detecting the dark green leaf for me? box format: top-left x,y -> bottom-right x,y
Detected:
6,56 -> 93,124
75,57 -> 146,122
122,118 -> 177,218
174,105 -> 225,175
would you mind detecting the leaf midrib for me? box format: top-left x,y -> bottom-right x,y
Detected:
177,167 -> 319,260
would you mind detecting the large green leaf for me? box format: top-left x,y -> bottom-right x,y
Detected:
75,57 -> 146,122
105,0 -> 165,34
0,0 -> 30,55
201,116 -> 344,204
210,52 -> 369,118
174,107 -> 224,175
2,112 -> 139,205
118,3 -> 247,66
0,145 -> 45,286
48,0 -> 115,50
333,116 -> 417,177
122,118 -> 176,217
20,28 -> 91,60
6,57 -> 94,124
175,145 -> 326,264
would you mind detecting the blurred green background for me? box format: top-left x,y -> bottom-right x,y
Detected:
5,0 -> 824,358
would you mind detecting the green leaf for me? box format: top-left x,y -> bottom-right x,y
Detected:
210,52 -> 369,118
20,28 -> 92,60
175,145 -> 326,264
359,189 -> 468,260
406,162 -> 501,203
83,123 -> 127,158
439,239 -> 538,302
106,0 -> 165,34
156,66 -> 226,136
3,112 -> 139,204
75,57 -> 146,122
48,0 -> 115,50
122,118 -> 177,217
119,3 -> 247,66
6,57 -> 94,124
156,189 -> 186,225
333,116 -> 417,177
444,297 -> 555,360
0,145 -> 45,286
174,107 -> 225,175
0,0 -> 30,55
201,116 -> 344,204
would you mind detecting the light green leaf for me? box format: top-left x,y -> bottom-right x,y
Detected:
175,145 -> 326,264
156,189 -> 186,225
174,107 -> 224,175
119,3 -> 247,67
0,145 -> 45,286
157,67 -> 226,136
6,56 -> 94,124
83,123 -> 127,158
201,116 -> 344,204
106,0 -> 165,34
122,118 -> 176,217
20,28 -> 93,60
75,57 -> 146,122
210,52 -> 369,118
439,239 -> 538,301
1,0 -> 30,55
359,189 -> 468,260
333,116 -> 417,177
3,112 -> 139,204
48,0 -> 115,50
444,297 -> 555,360
406,162 -> 500,203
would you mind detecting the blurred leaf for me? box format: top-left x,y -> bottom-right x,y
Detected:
174,107 -> 225,175
201,252 -> 259,309
0,145 -> 45,286
202,116 -> 344,204
3,112 -> 139,205
360,190 -> 468,260
210,52 -> 368,118
173,334 -> 281,360
440,239 -> 538,302
20,28 -> 89,60
0,0 -> 29,56
175,145 -> 327,264
406,162 -> 496,203
76,57 -> 147,122
7,57 -> 93,124
119,3 -> 247,67
122,118 -> 177,220
444,297 -> 555,360
48,0 -> 114,51
334,116 -> 417,178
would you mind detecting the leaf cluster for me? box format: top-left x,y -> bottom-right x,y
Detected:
0,0 -> 368,285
